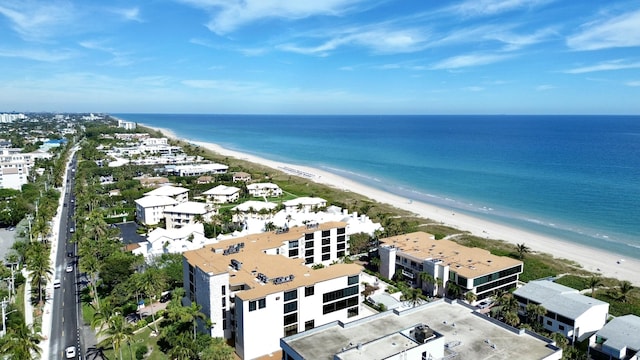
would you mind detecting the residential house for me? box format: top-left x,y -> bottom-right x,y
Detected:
183,221 -> 358,360
133,223 -> 210,259
233,172 -> 251,182
589,314 -> 640,360
203,185 -> 240,204
513,280 -> 610,343
136,176 -> 170,188
247,182 -> 283,198
196,175 -> 214,184
378,232 -> 523,300
163,201 -> 216,229
283,197 -> 327,213
135,195 -> 178,226
231,201 -> 278,221
144,185 -> 189,203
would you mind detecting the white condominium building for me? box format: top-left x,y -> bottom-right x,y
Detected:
378,232 -> 523,301
183,221 -> 360,359
134,195 -> 178,225
143,185 -> 189,203
247,182 -> 283,198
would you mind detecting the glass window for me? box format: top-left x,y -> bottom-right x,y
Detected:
284,302 -> 298,314
348,275 -> 359,285
322,230 -> 330,237
284,290 -> 298,301
322,246 -> 330,253
221,285 -> 226,295
249,301 -> 256,311
258,298 -> 266,309
305,286 -> 315,297
305,320 -> 315,331
284,313 -> 297,326
305,233 -> 314,240
337,228 -> 345,234
322,254 -> 330,261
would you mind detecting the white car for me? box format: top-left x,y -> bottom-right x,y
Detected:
65,345 -> 76,358
54,279 -> 61,289
66,264 -> 73,273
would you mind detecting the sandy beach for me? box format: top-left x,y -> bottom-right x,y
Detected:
147,124 -> 640,286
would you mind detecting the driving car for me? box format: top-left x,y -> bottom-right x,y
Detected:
54,279 -> 61,289
66,264 -> 73,273
65,345 -> 76,359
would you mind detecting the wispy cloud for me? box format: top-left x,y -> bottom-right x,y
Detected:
279,27 -> 429,56
463,86 -> 484,91
110,7 -> 143,22
430,53 -> 513,70
449,0 -> 553,17
0,47 -> 75,62
181,79 -> 262,92
179,0 -> 369,35
567,9 -> 640,50
626,80 -> 640,87
536,84 -> 555,91
0,1 -> 75,41
564,59 -> 640,74
79,40 -> 135,67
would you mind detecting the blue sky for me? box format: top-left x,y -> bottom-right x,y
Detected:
1,0 -> 639,114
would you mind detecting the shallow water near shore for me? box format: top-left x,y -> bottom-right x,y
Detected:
116,114 -> 640,259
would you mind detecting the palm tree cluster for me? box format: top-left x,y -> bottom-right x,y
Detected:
156,289 -> 234,360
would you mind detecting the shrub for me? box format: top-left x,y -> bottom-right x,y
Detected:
135,344 -> 148,360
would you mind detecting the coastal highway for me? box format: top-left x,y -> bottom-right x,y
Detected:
49,155 -> 83,359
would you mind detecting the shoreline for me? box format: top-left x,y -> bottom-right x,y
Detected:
144,123 -> 640,286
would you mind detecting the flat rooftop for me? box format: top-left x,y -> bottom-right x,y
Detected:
283,300 -> 560,360
381,232 -> 523,278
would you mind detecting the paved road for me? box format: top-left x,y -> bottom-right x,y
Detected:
49,155 -> 84,360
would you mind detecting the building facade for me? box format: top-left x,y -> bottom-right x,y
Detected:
247,182 -> 283,198
134,196 -> 178,225
378,232 -> 523,300
589,315 -> 640,360
183,221 -> 358,359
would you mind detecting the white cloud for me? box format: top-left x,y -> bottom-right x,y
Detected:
0,1 -> 75,41
626,80 -> 640,87
536,84 -> 555,91
179,0 -> 367,35
0,47 -> 75,62
110,7 -> 143,22
564,59 -> 640,74
567,9 -> 640,50
79,39 -> 135,67
279,28 -> 429,56
430,53 -> 512,70
450,0 -> 553,17
464,86 -> 484,91
181,79 -> 262,92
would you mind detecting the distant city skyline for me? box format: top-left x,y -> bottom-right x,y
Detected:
1,0 -> 639,114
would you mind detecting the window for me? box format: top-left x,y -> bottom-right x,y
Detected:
559,325 -> 565,331
337,228 -> 345,234
305,241 -> 314,248
284,313 -> 297,326
288,249 -> 299,257
249,301 -> 257,312
337,235 -> 345,242
284,324 -> 298,337
322,254 -> 330,261
305,286 -> 315,297
221,285 -> 226,295
323,296 -> 358,314
546,320 -> 552,326
322,238 -> 331,245
322,230 -> 330,237
323,285 -> 359,303
284,290 -> 298,301
258,298 -> 266,309
284,302 -> 298,314
305,249 -> 314,256
337,243 -> 346,250
348,275 -> 359,285
348,306 -> 359,318
337,250 -> 345,257
305,257 -> 313,265
222,297 -> 226,307
305,233 -> 314,240
289,240 -> 299,248
305,320 -> 315,331
322,246 -> 330,254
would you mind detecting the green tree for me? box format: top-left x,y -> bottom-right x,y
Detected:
587,276 -> 603,298
616,280 -> 634,303
348,232 -> 371,255
25,242 -> 52,304
0,322 -> 43,360
369,256 -> 381,271
98,313 -> 134,360
419,272 -> 436,296
503,311 -> 520,327
400,288 -> 423,308
516,243 -> 530,260
465,291 -> 477,304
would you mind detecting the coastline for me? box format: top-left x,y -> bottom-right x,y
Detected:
145,123 -> 640,286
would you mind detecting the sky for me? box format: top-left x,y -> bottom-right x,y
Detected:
1,0 -> 639,115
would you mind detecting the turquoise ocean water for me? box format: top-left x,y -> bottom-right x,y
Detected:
115,114 -> 640,259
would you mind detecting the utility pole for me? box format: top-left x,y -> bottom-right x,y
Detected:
1,298 -> 7,338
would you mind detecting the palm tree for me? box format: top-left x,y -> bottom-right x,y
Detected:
263,221 -> 277,232
400,288 -> 423,308
516,243 -> 530,260
98,313 -> 134,360
140,268 -> 166,334
465,291 -> 477,304
587,276 -> 603,298
446,283 -> 462,299
25,242 -> 52,304
525,303 -> 547,329
616,280 -> 634,303
369,256 -> 381,271
503,311 -> 520,327
0,322 -> 43,360
419,272 -> 436,296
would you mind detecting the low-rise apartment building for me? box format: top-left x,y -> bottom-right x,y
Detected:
163,201 -> 216,229
514,280 -> 610,343
378,232 -> 523,300
247,182 -> 283,198
183,221 -> 358,359
144,185 -> 189,203
589,314 -> 640,360
203,185 -> 240,204
134,195 -> 178,225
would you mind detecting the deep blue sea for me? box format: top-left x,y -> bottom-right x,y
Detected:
115,114 -> 640,259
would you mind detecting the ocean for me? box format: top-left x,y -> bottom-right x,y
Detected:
115,114 -> 640,259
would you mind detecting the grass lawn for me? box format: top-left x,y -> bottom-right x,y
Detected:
101,327 -> 167,360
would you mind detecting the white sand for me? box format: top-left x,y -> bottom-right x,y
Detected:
149,125 -> 640,286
